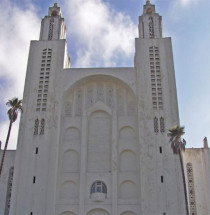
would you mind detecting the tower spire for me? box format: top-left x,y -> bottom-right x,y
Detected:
138,0 -> 162,38
39,3 -> 66,41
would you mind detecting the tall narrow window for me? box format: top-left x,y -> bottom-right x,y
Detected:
34,119 -> 39,135
4,167 -> 14,215
149,46 -> 163,110
48,18 -> 54,40
154,117 -> 159,133
186,163 -> 197,215
160,117 -> 165,132
40,119 -> 45,135
149,17 -> 154,38
36,48 -> 51,112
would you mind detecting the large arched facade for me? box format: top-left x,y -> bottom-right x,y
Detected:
56,75 -> 140,213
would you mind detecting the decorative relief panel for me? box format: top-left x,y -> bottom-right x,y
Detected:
64,81 -> 136,117
127,94 -> 136,116
86,85 -> 94,109
117,88 -> 125,116
96,83 -> 104,102
65,103 -> 72,117
106,85 -> 114,108
75,89 -> 83,116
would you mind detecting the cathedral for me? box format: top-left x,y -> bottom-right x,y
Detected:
0,1 -> 210,215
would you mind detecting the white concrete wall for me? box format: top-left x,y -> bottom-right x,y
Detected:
6,2 -> 197,215
135,36 -> 186,215
9,39 -> 68,215
0,150 -> 16,215
183,147 -> 210,215
56,73 -> 140,215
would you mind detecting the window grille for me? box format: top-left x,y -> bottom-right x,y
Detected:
90,181 -> 107,195
40,119 -> 45,135
149,17 -> 154,38
149,46 -> 163,110
48,18 -> 54,40
154,117 -> 159,133
4,167 -> 14,215
34,119 -> 39,135
160,117 -> 165,132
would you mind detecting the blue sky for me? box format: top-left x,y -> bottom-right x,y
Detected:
0,0 -> 209,149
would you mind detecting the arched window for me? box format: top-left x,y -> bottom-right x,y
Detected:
90,181 -> 107,195
34,119 -> 39,135
40,119 -> 45,135
154,117 -> 159,133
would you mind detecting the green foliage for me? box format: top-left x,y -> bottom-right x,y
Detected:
167,125 -> 186,154
6,98 -> 23,122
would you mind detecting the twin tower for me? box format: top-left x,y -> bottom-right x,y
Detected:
9,1 -> 186,215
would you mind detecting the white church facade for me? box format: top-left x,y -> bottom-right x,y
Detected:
0,1 -> 210,215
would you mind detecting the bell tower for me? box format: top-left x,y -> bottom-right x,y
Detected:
139,0 -> 162,38
9,3 -> 69,215
39,3 -> 66,40
135,1 -> 187,214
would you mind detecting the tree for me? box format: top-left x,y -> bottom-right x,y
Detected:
167,125 -> 189,215
0,98 -> 23,180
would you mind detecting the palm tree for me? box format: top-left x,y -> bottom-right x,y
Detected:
167,125 -> 189,215
0,98 -> 23,180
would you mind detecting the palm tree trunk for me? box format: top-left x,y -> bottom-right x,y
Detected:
0,120 -> 13,180
179,150 -> 189,215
